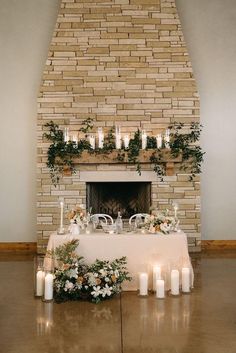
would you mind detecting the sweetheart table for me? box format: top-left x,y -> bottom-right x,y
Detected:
44,231 -> 193,291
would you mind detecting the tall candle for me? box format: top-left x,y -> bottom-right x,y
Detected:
44,273 -> 54,301
153,266 -> 161,291
139,272 -> 148,296
171,269 -> 180,295
89,135 -> 95,149
60,200 -> 64,230
36,270 -> 45,296
182,267 -> 191,293
115,126 -> 121,149
141,131 -> 147,149
156,134 -> 162,149
164,129 -> 170,148
156,279 -> 165,299
98,127 -> 104,149
64,127 -> 69,143
123,134 -> 130,149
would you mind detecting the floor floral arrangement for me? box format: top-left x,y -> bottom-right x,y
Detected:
47,239 -> 131,303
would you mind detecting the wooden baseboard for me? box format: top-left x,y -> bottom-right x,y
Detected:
201,240 -> 236,250
0,242 -> 37,253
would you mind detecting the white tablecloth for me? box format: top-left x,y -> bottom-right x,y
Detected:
44,231 -> 193,291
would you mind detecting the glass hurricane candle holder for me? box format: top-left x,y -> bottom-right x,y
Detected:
34,256 -> 45,298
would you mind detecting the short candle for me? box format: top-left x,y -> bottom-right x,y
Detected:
153,266 -> 161,291
139,272 -> 148,296
182,267 -> 191,293
171,269 -> 180,296
156,279 -> 165,299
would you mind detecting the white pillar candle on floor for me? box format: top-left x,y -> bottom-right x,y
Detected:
123,134 -> 130,149
171,269 -> 180,295
98,127 -> 104,148
36,270 -> 45,296
44,273 -> 54,301
156,279 -> 165,299
182,267 -> 191,293
153,266 -> 161,291
89,135 -> 95,149
156,134 -> 162,149
139,272 -> 148,296
141,131 -> 147,149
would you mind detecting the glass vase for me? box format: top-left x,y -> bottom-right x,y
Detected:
34,256 -> 45,298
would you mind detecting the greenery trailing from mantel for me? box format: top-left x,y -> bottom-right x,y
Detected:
43,119 -> 204,185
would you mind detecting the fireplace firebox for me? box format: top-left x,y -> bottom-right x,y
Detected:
86,182 -> 151,219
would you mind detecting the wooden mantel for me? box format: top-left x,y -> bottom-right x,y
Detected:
61,149 -> 182,176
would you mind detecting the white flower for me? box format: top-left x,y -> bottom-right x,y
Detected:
105,277 -> 110,282
101,284 -> 113,297
64,280 -> 74,292
91,286 -> 102,298
99,269 -> 107,277
87,273 -> 97,286
67,268 -> 78,279
114,270 -> 119,277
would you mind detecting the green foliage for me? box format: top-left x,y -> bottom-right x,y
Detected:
43,120 -> 205,185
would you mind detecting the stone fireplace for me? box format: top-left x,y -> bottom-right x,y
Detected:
37,0 -> 201,252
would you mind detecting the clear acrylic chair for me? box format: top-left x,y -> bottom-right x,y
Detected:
91,214 -> 114,226
129,213 -> 149,228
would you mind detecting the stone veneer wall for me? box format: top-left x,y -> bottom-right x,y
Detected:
37,0 -> 200,253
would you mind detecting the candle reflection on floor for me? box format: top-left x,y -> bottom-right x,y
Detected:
36,300 -> 53,336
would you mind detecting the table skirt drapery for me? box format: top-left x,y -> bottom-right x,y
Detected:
44,231 -> 194,291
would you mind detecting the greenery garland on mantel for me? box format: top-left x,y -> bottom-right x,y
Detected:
43,119 -> 204,185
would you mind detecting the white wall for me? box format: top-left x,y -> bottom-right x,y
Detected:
0,0 -> 60,242
176,0 -> 236,239
0,0 -> 235,241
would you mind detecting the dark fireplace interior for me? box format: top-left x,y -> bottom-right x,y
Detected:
86,182 -> 151,219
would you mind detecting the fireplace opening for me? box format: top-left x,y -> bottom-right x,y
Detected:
86,182 -> 151,219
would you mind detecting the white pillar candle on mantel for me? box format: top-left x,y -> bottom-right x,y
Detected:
72,134 -> 78,144
115,125 -> 121,149
164,129 -> 170,148
141,130 -> 147,149
139,272 -> 148,296
152,266 -> 161,291
171,269 -> 180,296
182,267 -> 191,293
36,270 -> 45,296
156,279 -> 165,299
64,127 -> 69,143
44,273 -> 54,301
156,134 -> 162,149
123,134 -> 130,149
89,135 -> 95,149
97,127 -> 104,149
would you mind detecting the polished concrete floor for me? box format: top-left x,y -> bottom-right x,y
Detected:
0,252 -> 236,353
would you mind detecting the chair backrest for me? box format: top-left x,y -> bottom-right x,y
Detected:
129,213 -> 149,225
91,214 -> 114,225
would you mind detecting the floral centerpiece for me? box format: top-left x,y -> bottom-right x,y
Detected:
67,206 -> 87,230
48,239 -> 131,303
144,209 -> 177,234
